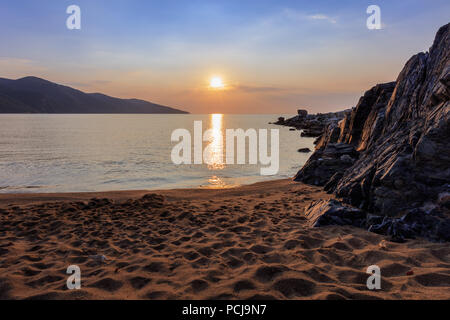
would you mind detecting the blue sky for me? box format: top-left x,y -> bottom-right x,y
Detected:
0,0 -> 449,113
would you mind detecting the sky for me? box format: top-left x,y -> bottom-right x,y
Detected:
0,0 -> 449,114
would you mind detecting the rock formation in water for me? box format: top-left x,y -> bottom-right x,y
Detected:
273,109 -> 351,138
296,23 -> 450,242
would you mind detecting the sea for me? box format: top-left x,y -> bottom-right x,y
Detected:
0,114 -> 315,193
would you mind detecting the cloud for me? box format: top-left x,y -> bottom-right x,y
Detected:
63,80 -> 112,88
234,85 -> 287,93
63,82 -> 91,88
307,14 -> 337,24
0,57 -> 47,77
62,80 -> 113,90
281,9 -> 338,24
232,84 -> 324,96
91,80 -> 112,85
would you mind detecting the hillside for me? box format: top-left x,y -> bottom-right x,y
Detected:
0,77 -> 188,114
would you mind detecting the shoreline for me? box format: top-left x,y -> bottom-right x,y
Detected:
0,179 -> 295,208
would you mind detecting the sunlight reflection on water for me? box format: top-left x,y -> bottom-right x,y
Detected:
205,114 -> 225,171
0,114 -> 315,193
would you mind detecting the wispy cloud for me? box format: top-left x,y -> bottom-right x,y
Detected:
231,84 -> 321,96
63,80 -> 112,89
307,14 -> 337,24
0,57 -> 47,77
234,85 -> 287,93
281,9 -> 338,25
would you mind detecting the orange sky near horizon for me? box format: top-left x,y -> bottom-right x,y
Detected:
2,1 -> 449,114
0,53 -> 424,114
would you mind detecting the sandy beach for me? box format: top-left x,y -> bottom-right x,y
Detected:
0,179 -> 449,300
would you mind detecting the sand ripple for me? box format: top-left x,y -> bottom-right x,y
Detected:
0,181 -> 449,300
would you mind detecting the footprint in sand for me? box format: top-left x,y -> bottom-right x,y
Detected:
144,291 -> 168,299
414,273 -> 450,287
21,267 -> 41,277
272,278 -> 316,298
143,262 -> 166,273
254,265 -> 289,283
129,276 -> 151,290
90,278 -> 124,292
0,278 -> 13,299
25,275 -> 64,288
233,280 -> 256,292
250,245 -> 273,254
190,279 -> 209,292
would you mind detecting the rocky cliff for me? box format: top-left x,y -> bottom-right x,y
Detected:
295,23 -> 450,242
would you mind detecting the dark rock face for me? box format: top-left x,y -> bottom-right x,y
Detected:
304,199 -> 367,228
273,110 -> 350,138
294,143 -> 358,186
276,117 -> 285,124
296,23 -> 450,242
339,82 -> 396,150
368,207 -> 450,243
296,82 -> 396,190
297,109 -> 308,117
335,24 -> 449,216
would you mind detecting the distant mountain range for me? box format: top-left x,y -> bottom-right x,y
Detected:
0,76 -> 188,114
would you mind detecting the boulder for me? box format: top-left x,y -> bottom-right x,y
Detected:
294,143 -> 358,186
274,117 -> 285,125
297,109 -> 308,118
304,199 -> 366,227
273,110 -> 349,137
301,128 -> 323,137
368,206 -> 450,242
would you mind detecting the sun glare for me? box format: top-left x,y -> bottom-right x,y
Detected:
209,76 -> 225,89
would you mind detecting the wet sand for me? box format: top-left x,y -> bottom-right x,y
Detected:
0,179 -> 449,300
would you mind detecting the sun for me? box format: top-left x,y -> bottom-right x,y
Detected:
209,76 -> 225,89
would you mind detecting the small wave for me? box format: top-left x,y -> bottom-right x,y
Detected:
0,185 -> 44,190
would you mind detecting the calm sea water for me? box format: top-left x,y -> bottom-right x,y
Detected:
0,114 -> 314,193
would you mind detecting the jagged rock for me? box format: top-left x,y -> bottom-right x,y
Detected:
275,117 -> 285,125
368,206 -> 450,243
296,23 -> 450,242
301,128 -> 323,137
339,82 -> 396,150
334,24 -> 449,216
315,121 -> 341,149
324,172 -> 344,193
297,109 -> 308,118
438,191 -> 450,209
294,143 -> 358,186
273,110 -> 350,137
297,23 -> 449,213
304,199 -> 366,227
303,199 -> 450,242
